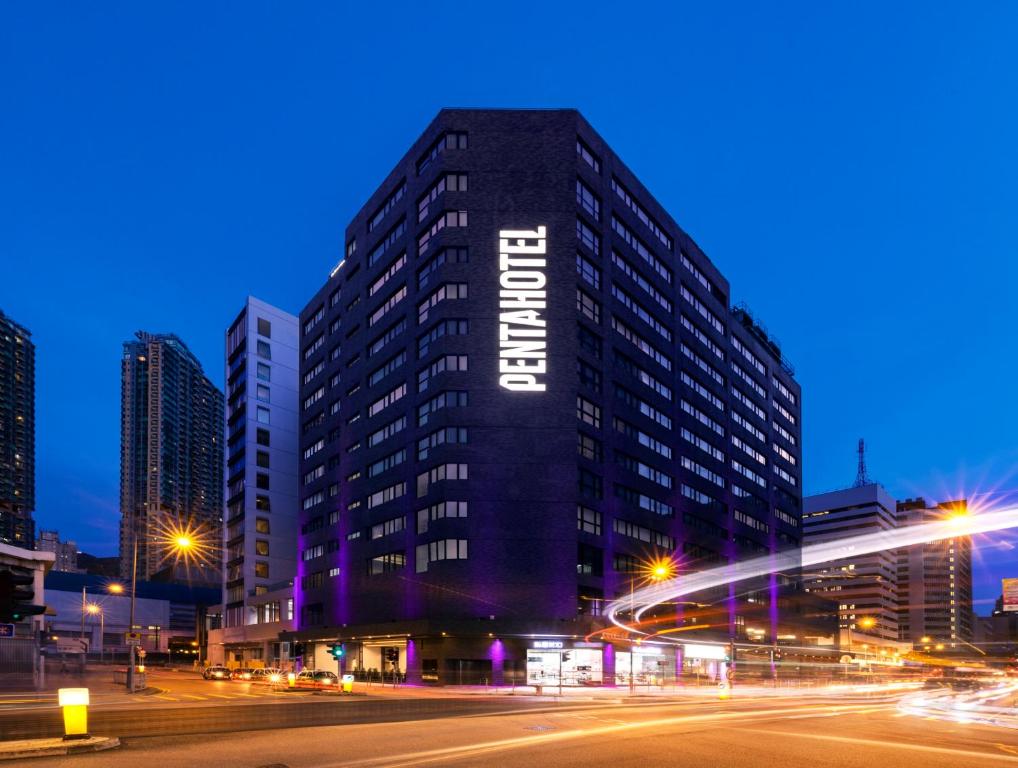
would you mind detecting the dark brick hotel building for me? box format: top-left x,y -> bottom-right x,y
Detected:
290,110 -> 803,686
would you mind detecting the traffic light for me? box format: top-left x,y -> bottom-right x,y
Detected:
329,642 -> 346,660
0,567 -> 46,623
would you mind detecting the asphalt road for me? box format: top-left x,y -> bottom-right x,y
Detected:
17,694 -> 1018,768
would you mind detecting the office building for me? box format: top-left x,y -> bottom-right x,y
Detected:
0,310 -> 35,548
213,297 -> 299,665
896,497 -> 973,648
291,109 -> 803,685
35,529 -> 83,573
119,332 -> 224,582
803,484 -> 899,642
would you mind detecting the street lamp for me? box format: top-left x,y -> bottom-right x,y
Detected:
125,517 -> 210,693
86,604 -> 104,664
627,556 -> 677,694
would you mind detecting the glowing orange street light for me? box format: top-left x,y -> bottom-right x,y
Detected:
647,557 -> 677,582
106,583 -> 124,595
858,617 -> 877,630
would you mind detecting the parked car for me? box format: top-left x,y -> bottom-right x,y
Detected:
202,665 -> 231,680
295,669 -> 339,689
230,668 -> 255,681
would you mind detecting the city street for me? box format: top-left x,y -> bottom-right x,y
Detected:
18,691 -> 1018,767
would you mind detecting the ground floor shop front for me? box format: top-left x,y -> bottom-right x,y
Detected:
285,621 -> 748,688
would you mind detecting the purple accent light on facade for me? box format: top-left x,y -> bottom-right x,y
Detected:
488,638 -> 505,686
602,643 -> 616,687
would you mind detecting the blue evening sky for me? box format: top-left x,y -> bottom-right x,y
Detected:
2,3 -> 1016,608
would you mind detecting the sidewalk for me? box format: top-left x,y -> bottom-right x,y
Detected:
0,736 -> 119,761
0,667 -> 132,696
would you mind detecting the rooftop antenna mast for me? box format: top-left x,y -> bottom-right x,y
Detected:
854,438 -> 871,487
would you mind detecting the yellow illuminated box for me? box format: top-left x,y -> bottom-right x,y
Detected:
58,687 -> 89,740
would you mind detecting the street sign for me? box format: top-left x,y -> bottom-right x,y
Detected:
0,623 -> 14,638
125,631 -> 141,646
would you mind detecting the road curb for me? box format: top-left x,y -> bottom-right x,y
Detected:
0,736 -> 120,761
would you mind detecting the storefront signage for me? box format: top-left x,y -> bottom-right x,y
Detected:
1004,578 -> 1018,612
683,643 -> 728,660
498,226 -> 548,392
532,640 -> 563,649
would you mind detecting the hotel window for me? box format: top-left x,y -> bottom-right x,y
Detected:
417,319 -> 468,358
417,353 -> 468,392
256,384 -> 270,402
368,284 -> 408,327
255,539 -> 270,556
578,325 -> 602,360
256,450 -> 270,468
369,252 -> 407,297
577,359 -> 601,393
256,495 -> 270,511
256,406 -> 270,425
257,340 -> 271,359
415,462 -> 468,498
368,218 -> 407,267
416,538 -> 468,573
418,173 -> 468,222
367,481 -> 406,510
579,468 -> 603,500
418,282 -> 468,324
369,551 -> 406,575
417,426 -> 468,461
576,219 -> 600,255
415,500 -> 468,534
611,216 -> 671,283
255,562 -> 269,578
256,362 -> 271,381
257,318 -> 271,337
255,517 -> 270,534
577,505 -> 602,535
368,448 -> 406,477
610,177 -> 673,251
418,246 -> 469,290
576,137 -> 601,173
577,432 -> 602,462
576,253 -> 600,289
417,131 -> 468,175
256,473 -> 270,490
577,396 -> 601,428
418,210 -> 468,255
577,288 -> 600,323
368,180 -> 407,233
576,178 -> 600,220
611,251 -> 672,312
371,515 -> 406,540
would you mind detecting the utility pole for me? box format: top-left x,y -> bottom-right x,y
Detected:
127,526 -> 138,693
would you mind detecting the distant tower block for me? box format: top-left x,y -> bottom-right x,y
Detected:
854,438 -> 871,487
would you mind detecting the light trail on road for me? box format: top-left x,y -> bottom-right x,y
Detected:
607,505 -> 1018,634
899,681 -> 1018,729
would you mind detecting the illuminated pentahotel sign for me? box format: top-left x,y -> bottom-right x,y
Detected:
498,226 -> 548,392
